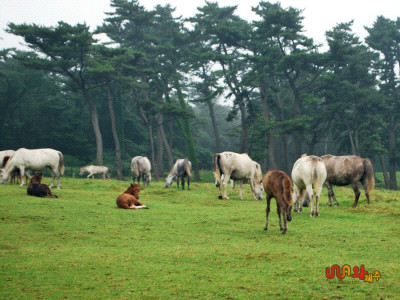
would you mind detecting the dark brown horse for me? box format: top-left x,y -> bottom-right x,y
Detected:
27,172 -> 58,198
116,183 -> 149,209
262,170 -> 293,234
321,155 -> 375,208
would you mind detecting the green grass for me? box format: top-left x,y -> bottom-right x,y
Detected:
1,175 -> 399,299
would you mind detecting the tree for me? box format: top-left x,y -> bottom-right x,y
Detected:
365,16 -> 400,189
7,22 -> 106,165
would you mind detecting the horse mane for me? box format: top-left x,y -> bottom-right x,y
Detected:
30,172 -> 43,184
2,156 -> 10,168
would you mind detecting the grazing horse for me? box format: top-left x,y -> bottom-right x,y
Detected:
165,159 -> 192,190
0,148 -> 64,188
2,156 -> 27,184
27,172 -> 58,198
321,154 -> 375,208
263,170 -> 293,234
116,183 -> 149,209
131,156 -> 152,186
213,152 -> 263,200
291,155 -> 327,217
79,165 -> 110,179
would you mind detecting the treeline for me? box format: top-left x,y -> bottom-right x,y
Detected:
0,1 -> 399,189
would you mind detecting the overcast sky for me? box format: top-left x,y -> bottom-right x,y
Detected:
1,0 -> 399,50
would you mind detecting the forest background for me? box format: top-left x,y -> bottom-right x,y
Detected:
0,0 -> 399,189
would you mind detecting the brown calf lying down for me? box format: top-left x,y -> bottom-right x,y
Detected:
116,183 -> 149,209
27,172 -> 58,198
262,170 -> 293,234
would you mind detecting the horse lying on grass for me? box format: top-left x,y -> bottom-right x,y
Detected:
116,183 -> 149,209
263,170 -> 293,234
27,172 -> 58,198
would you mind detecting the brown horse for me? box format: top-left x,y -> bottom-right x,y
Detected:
262,170 -> 293,234
321,155 -> 375,208
27,172 -> 58,198
116,183 -> 149,209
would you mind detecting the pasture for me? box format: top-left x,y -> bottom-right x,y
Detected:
1,176 -> 399,299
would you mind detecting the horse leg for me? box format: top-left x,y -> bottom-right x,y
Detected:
282,206 -> 287,234
222,173 -> 231,200
361,179 -> 370,205
187,176 -> 190,191
264,195 -> 272,231
306,185 -> 315,217
181,176 -> 185,190
20,167 -> 26,186
352,182 -> 361,208
277,205 -> 283,231
325,182 -> 333,207
239,181 -> 243,200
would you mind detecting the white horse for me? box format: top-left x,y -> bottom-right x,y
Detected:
1,148 -> 64,188
165,159 -> 192,190
79,165 -> 110,179
291,154 -> 327,217
213,152 -> 263,200
131,156 -> 152,186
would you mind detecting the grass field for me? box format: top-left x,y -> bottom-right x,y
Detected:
1,174 -> 399,299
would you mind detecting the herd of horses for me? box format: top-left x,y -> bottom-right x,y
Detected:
1,148 -> 375,234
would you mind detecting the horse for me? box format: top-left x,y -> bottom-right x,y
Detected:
27,172 -> 58,198
2,155 -> 28,184
165,159 -> 192,190
131,156 -> 151,186
79,165 -> 110,179
116,183 -> 149,209
213,152 -> 263,200
291,154 -> 327,217
263,170 -> 293,234
0,148 -> 64,189
321,154 -> 375,208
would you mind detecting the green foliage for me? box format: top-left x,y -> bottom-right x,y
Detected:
1,179 -> 399,298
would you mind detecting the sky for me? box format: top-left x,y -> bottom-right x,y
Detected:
1,0 -> 399,51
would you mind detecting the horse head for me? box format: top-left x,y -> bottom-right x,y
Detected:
124,183 -> 140,199
252,162 -> 264,200
30,172 -> 43,184
164,174 -> 175,188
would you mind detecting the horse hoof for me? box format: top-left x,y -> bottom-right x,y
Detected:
335,203 -> 339,207
218,195 -> 223,199
263,227 -> 268,231
282,230 -> 287,234
328,203 -> 332,207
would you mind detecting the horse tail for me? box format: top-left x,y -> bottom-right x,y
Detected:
58,152 -> 65,176
363,158 -> 375,193
184,159 -> 191,178
213,153 -> 222,184
282,176 -> 293,206
131,161 -> 139,177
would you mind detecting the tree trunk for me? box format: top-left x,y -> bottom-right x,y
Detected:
84,90 -> 103,165
175,77 -> 200,181
156,117 -> 164,177
388,126 -> 397,189
159,115 -> 174,168
260,78 -> 277,169
380,154 -> 390,189
139,105 -> 158,181
207,100 -> 222,153
107,86 -> 123,180
238,99 -> 249,153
